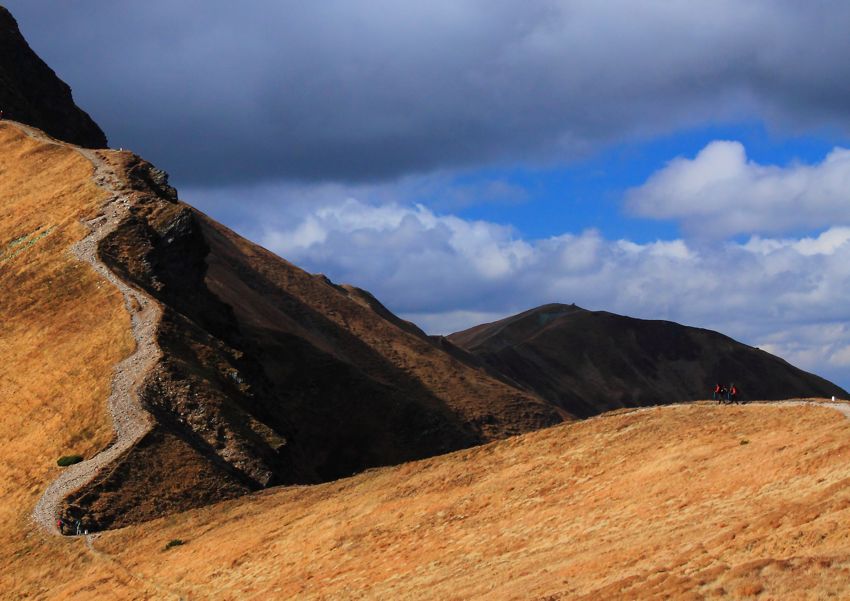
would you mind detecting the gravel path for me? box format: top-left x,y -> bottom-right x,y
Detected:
13,123 -> 162,536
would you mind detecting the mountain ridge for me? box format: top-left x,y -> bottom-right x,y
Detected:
1,117 -> 564,533
449,302 -> 847,417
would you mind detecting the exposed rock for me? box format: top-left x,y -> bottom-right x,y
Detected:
0,5 -> 107,147
55,148 -> 563,528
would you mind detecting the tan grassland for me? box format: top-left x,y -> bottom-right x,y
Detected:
0,123 -> 137,598
72,402 -> 850,600
5,123 -> 850,600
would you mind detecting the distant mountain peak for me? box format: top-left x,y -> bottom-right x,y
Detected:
449,305 -> 847,417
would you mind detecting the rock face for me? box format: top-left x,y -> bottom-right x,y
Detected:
54,150 -> 564,530
0,4 -> 564,531
0,6 -> 107,147
449,303 -> 848,417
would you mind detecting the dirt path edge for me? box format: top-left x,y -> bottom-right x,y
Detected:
15,123 -> 163,536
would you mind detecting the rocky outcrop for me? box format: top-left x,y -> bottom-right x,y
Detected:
0,0 -> 563,527
0,6 -> 107,147
49,149 -> 563,530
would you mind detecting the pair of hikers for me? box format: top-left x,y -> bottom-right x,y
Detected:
55,518 -> 84,535
713,383 -> 739,404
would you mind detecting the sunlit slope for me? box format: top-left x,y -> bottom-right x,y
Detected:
0,123 -> 135,597
75,402 -> 850,600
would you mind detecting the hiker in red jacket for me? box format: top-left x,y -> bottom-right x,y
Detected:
713,383 -> 722,402
729,383 -> 739,404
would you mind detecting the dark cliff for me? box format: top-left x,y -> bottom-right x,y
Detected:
0,6 -> 107,147
59,152 -> 564,530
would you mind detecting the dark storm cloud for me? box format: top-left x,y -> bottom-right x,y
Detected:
4,1 -> 850,185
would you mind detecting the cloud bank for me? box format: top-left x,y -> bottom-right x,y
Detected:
628,141 -> 850,236
6,0 -> 850,185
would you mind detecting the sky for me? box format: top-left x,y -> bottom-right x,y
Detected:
6,1 -> 850,388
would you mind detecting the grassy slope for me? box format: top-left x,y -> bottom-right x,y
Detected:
70,402 -> 850,600
0,123 -> 138,599
5,123 -> 850,599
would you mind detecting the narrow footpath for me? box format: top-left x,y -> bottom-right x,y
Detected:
14,123 -> 163,535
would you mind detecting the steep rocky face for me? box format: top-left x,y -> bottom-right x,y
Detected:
57,150 -> 564,530
449,303 -> 848,418
0,6 -> 107,147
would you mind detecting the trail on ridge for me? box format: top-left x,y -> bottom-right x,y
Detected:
15,123 -> 163,536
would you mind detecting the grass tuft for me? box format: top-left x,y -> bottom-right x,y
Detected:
163,539 -> 186,551
57,455 -> 84,467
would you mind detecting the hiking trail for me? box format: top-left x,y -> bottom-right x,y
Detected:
15,122 -> 163,536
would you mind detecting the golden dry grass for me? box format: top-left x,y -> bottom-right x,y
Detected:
61,402 -> 850,600
5,123 -> 850,600
0,123 -> 136,598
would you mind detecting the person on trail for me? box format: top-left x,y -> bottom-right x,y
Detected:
713,383 -> 722,402
75,519 -> 82,536
56,518 -> 63,533
730,383 -> 739,404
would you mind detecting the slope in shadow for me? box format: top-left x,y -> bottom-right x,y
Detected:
449,303 -> 848,418
61,153 -> 563,530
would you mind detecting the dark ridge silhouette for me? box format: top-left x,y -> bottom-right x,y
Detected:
0,5 -> 107,147
449,303 -> 848,418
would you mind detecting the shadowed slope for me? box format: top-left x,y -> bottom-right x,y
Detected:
449,303 -> 847,417
0,124 -> 564,532
0,6 -> 106,147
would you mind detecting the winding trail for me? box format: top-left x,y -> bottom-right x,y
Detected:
13,123 -> 163,536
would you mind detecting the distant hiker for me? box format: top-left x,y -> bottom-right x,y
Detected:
713,383 -> 722,402
730,383 -> 739,404
75,520 -> 82,536
56,518 -> 63,533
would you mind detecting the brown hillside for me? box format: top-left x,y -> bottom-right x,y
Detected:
0,118 -> 564,536
11,401 -> 850,599
0,123 -> 136,597
0,6 -> 107,147
449,303 -> 847,417
68,179 -> 565,529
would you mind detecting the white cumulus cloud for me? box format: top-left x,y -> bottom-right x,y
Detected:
627,141 -> 850,236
